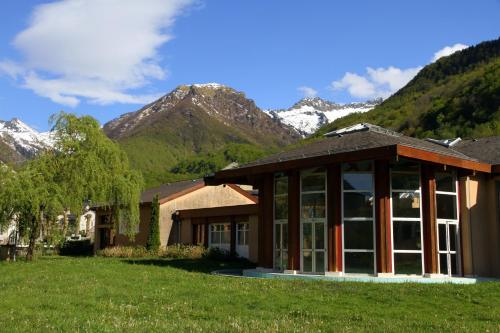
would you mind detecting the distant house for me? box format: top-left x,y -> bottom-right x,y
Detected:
94,180 -> 258,259
206,123 -> 500,278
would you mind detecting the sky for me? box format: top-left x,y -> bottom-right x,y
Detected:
0,0 -> 499,131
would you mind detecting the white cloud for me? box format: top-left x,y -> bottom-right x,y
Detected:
0,0 -> 195,107
297,86 -> 318,98
330,66 -> 422,99
432,43 -> 468,62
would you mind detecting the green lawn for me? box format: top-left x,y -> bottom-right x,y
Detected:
0,257 -> 499,332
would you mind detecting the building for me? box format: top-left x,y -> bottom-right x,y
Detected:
94,179 -> 258,258
206,124 -> 500,278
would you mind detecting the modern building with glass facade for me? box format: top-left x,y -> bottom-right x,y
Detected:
207,124 -> 500,278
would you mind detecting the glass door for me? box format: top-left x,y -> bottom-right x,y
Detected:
300,168 -> 326,274
436,173 -> 460,276
274,175 -> 288,271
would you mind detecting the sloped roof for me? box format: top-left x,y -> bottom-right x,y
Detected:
141,179 -> 204,204
241,124 -> 478,169
453,136 -> 500,165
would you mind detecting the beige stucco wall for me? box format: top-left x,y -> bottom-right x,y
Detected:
116,185 -> 255,247
460,175 -> 500,277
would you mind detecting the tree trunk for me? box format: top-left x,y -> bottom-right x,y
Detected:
26,214 -> 41,261
62,211 -> 69,237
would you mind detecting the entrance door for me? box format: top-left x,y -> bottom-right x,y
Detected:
274,222 -> 288,270
438,221 -> 459,276
300,168 -> 326,274
99,228 -> 110,250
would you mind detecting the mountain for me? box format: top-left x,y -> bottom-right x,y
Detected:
266,97 -> 380,136
104,83 -> 301,186
314,38 -> 500,139
0,118 -> 53,164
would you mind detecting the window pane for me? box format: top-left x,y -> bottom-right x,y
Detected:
213,232 -> 220,245
449,224 -> 457,251
315,223 -> 325,249
344,252 -> 374,274
393,221 -> 421,250
343,173 -> 373,191
282,224 -> 288,250
436,194 -> 457,220
391,160 -> 420,172
343,161 -> 373,172
302,223 -> 312,249
303,251 -> 312,272
450,254 -> 457,275
392,192 -> 420,218
344,221 -> 373,250
274,196 -> 288,220
436,173 -> 455,192
301,193 -> 326,219
274,224 -> 281,249
274,250 -> 281,270
315,251 -> 325,273
438,224 -> 447,252
274,177 -> 288,195
394,253 -> 422,275
440,253 -> 448,275
344,192 -> 373,218
391,172 -> 420,190
222,231 -> 230,244
301,173 -> 325,192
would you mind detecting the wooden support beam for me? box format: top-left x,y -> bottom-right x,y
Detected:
375,159 -> 392,273
257,174 -> 274,268
421,165 -> 438,274
230,217 -> 236,257
203,219 -> 209,247
327,164 -> 342,272
287,170 -> 300,271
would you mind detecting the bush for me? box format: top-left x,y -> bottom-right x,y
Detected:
97,245 -> 208,259
204,247 -> 231,260
59,239 -> 93,256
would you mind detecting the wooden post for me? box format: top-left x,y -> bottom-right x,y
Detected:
375,159 -> 392,273
422,164 -> 438,274
203,219 -> 209,247
230,216 -> 236,257
327,164 -> 342,272
288,170 -> 300,271
257,174 -> 274,268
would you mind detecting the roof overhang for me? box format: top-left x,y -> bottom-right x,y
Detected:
207,144 -> 492,185
176,204 -> 258,220
493,164 -> 500,174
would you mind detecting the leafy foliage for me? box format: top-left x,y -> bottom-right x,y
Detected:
146,194 -> 160,251
315,38 -> 500,139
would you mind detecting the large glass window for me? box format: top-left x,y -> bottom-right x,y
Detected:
391,163 -> 423,275
301,168 -> 326,274
436,172 -> 460,276
342,162 -> 375,274
274,175 -> 288,271
209,224 -> 231,251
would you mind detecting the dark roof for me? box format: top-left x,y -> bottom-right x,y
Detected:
240,124 -> 478,169
141,179 -> 204,203
454,137 -> 500,165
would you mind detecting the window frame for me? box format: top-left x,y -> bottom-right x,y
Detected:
390,168 -> 425,276
342,164 -> 376,275
273,174 -> 289,271
209,223 -> 231,249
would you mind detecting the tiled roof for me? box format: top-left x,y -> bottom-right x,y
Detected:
454,137 -> 500,165
240,124 -> 479,169
141,179 -> 204,203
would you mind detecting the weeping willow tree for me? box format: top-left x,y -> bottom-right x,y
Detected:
49,112 -> 143,240
0,112 -> 143,260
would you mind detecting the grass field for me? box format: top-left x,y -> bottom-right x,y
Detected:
0,256 -> 499,332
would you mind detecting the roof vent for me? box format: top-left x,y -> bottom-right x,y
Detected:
426,137 -> 462,148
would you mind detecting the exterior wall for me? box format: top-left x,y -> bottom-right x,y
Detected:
460,175 -> 500,277
248,215 -> 259,263
115,184 -> 255,247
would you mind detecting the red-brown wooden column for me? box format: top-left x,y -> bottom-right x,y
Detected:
375,159 -> 392,274
421,164 -> 438,274
287,170 -> 301,271
203,219 -> 209,247
230,216 -> 236,257
327,164 -> 342,272
257,174 -> 274,268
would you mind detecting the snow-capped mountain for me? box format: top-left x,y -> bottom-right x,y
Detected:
0,118 -> 54,163
266,97 -> 382,136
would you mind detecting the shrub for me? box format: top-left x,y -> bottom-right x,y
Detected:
97,246 -> 149,258
146,194 -> 161,251
159,245 -> 207,259
97,245 -> 208,259
59,239 -> 93,256
204,247 -> 231,260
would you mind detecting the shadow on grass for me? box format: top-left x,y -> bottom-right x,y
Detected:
123,258 -> 256,274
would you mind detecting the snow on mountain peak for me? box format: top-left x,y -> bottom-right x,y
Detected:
266,97 -> 381,136
0,118 -> 54,158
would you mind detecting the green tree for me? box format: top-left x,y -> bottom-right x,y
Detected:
146,194 -> 161,251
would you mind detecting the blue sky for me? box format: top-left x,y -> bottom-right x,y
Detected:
0,0 -> 499,131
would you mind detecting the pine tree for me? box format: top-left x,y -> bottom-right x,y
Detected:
146,194 -> 161,251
